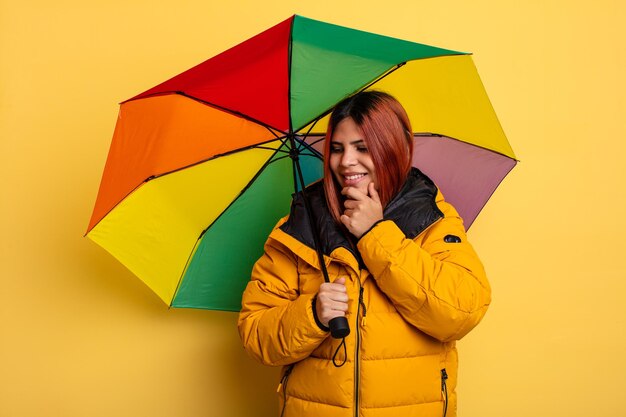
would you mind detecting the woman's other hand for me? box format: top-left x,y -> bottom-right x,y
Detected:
340,182 -> 383,238
316,277 -> 349,328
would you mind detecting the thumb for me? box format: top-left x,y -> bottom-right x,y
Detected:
369,182 -> 381,203
334,276 -> 346,285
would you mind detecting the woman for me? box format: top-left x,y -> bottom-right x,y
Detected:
238,91 -> 490,417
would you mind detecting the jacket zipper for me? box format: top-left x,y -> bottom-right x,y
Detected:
358,286 -> 367,326
354,285 -> 368,417
441,368 -> 448,417
353,285 -> 361,417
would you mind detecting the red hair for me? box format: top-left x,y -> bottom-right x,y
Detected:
323,91 -> 413,224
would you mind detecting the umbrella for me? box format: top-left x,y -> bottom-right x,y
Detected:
86,15 -> 516,312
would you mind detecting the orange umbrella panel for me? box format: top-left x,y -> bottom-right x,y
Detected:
87,95 -> 280,233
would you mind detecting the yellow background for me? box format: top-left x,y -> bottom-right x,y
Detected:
1,0 -> 625,416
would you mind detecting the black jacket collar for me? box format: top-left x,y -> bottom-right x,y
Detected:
280,168 -> 443,258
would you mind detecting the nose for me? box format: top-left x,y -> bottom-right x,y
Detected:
340,148 -> 357,167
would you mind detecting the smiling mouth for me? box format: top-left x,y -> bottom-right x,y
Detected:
341,173 -> 368,187
344,173 -> 366,181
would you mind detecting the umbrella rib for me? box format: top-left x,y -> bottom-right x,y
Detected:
305,135 -> 325,148
292,135 -> 323,161
294,116 -> 324,153
293,62 -> 406,133
255,146 -> 290,154
170,237 -> 203,308
264,125 -> 282,139
297,134 -> 444,155
268,154 -> 292,164
172,145 -> 287,303
354,52 -> 475,101
463,160 -> 517,230
146,137 -> 287,180
292,152 -> 323,162
197,148 -> 285,241
125,91 -> 288,136
264,136 -> 291,154
287,14 -> 295,135
354,62 -> 406,95
293,138 -> 323,161
85,137 -> 288,235
413,132 -> 520,160
414,132 -> 443,137
264,139 -> 323,165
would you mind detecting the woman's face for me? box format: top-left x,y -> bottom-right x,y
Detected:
328,117 -> 378,195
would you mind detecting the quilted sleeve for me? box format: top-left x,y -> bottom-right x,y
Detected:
238,234 -> 329,366
356,197 -> 491,342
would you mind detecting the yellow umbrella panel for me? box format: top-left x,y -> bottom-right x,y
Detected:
302,54 -> 517,228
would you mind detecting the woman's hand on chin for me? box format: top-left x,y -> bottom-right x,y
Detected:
340,182 -> 383,238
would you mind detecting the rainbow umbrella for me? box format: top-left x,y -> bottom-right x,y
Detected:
86,15 -> 516,311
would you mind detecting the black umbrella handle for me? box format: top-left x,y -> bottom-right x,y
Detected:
329,317 -> 350,339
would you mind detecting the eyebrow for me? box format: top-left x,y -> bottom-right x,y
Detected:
330,139 -> 366,146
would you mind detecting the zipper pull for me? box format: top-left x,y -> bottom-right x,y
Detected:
441,368 -> 448,394
359,287 -> 367,326
277,365 -> 294,392
276,372 -> 286,393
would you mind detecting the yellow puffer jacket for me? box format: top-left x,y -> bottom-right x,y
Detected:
238,169 -> 490,417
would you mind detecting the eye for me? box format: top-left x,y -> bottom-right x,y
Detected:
329,145 -> 343,154
357,146 -> 368,153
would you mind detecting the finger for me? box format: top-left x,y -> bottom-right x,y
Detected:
318,295 -> 349,309
318,305 -> 345,325
317,293 -> 349,311
328,292 -> 349,303
368,182 -> 381,203
334,276 -> 346,285
319,279 -> 347,294
330,301 -> 349,312
343,199 -> 357,209
319,283 -> 347,294
328,284 -> 348,295
319,288 -> 349,301
321,296 -> 349,310
340,214 -> 352,229
341,186 -> 367,201
322,310 -> 345,322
